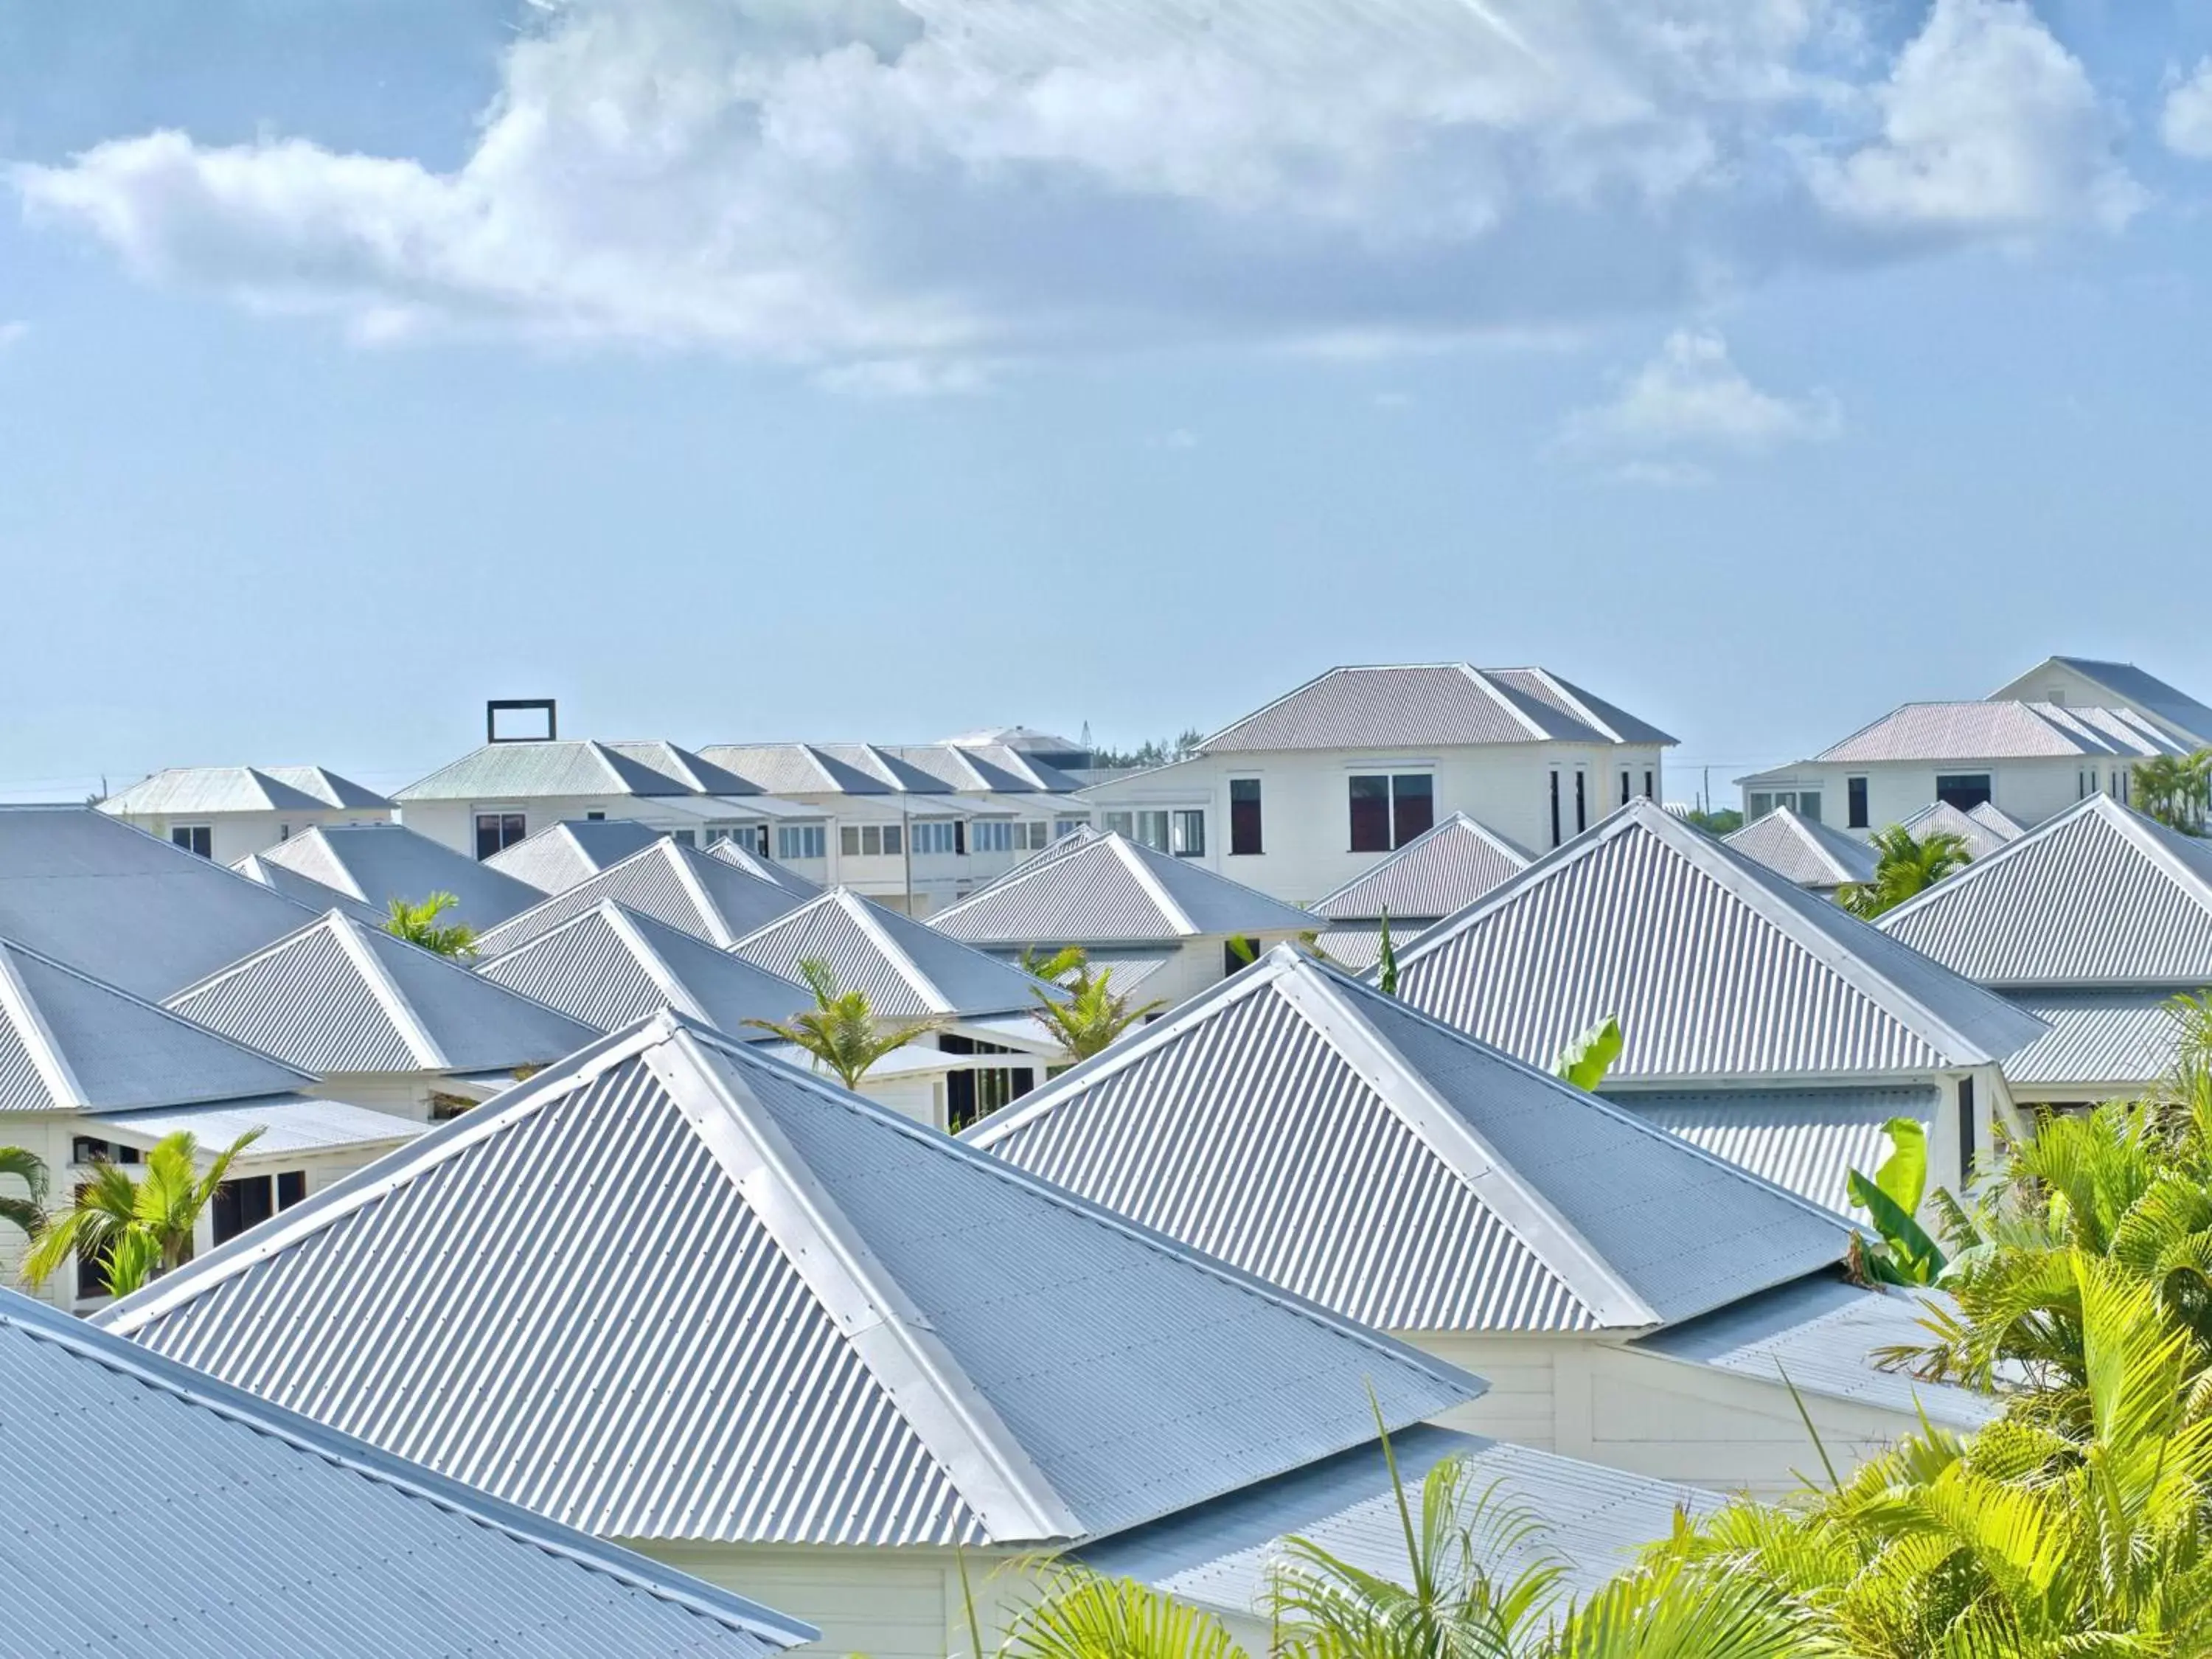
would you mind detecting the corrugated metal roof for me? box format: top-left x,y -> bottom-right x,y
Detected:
0,1286 -> 812,1657
698,743 -> 886,796
1723,807 -> 1880,891
1898,801 -> 2017,863
2025,658 -> 2212,745
601,742 -> 765,796
396,740 -> 711,802
0,935 -> 316,1113
484,818 -> 670,893
1196,665 -> 1675,754
1615,1086 -> 1940,1218
736,888 -> 1061,1018
254,823 -> 541,931
100,1015 -> 1475,1549
933,832 -> 1312,947
970,947 -> 1846,1335
232,854 -> 386,923
1079,1425 -> 1716,1613
478,839 -> 810,955
1998,989 -> 2190,1091
478,900 -> 814,1037
1809,701 -> 2185,764
1877,794 -> 2212,989
696,741 -> 1083,797
100,765 -> 392,817
0,807 -> 320,998
704,837 -> 825,899
1968,801 -> 2028,841
1388,801 -> 2045,1082
1632,1273 -> 2000,1430
1310,813 -> 1534,921
167,910 -> 597,1077
90,1095 -> 428,1156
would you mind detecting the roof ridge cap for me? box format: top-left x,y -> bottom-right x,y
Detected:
601,902 -> 708,1021
1113,838 -> 1200,936
332,913 -> 448,1069
1455,665 -> 1555,741
0,941 -> 83,1109
663,842 -> 740,947
838,889 -> 952,1013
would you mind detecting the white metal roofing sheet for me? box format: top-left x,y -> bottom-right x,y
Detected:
932,832 -> 1312,945
1812,701 -> 2183,764
477,838 -> 809,955
1310,813 -> 1534,921
734,888 -> 1060,1018
484,818 -> 670,894
100,765 -> 391,816
1897,801 -> 2018,863
1199,664 -> 1634,753
1999,989 -> 2191,1092
1722,807 -> 1879,890
259,823 -> 542,930
1615,1085 -> 1941,1219
89,1095 -> 428,1157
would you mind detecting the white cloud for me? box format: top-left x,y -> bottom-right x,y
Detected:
1807,0 -> 2140,234
11,0 -> 2142,378
1564,329 -> 1840,457
2162,59 -> 2212,161
0,321 -> 27,351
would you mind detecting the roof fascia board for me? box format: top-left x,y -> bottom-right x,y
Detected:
1456,666 -> 1556,742
1111,841 -> 1201,937
1520,669 -> 1628,743
0,945 -> 83,1110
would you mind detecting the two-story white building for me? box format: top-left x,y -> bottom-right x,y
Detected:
99,765 -> 392,863
1077,664 -> 1674,906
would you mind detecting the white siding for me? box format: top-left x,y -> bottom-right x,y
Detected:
1742,758 -> 2101,842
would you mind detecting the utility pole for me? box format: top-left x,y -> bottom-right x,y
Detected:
902,795 -> 914,914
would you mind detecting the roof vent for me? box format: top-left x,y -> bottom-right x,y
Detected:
487,699 -> 557,743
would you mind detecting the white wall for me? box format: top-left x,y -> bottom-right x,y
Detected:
111,807 -> 389,865
1741,757 -> 2117,841
1083,745 -> 1664,906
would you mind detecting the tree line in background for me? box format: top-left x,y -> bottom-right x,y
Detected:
1088,729 -> 1208,771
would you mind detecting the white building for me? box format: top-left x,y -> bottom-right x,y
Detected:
1721,805 -> 1879,896
1304,811 -> 1534,967
475,835 -> 816,959
1739,657 -> 2211,838
97,765 -> 392,863
1078,664 -> 1674,905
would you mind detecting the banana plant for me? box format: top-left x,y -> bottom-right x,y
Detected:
1846,1116 -> 1947,1286
1554,1015 -> 1623,1091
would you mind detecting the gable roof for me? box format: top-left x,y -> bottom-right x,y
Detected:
97,1014 -> 1474,1549
253,822 -> 542,930
1618,1085 -> 1941,1218
698,741 -> 1084,796
1999,990 -> 2189,1093
394,740 -> 763,802
1722,807 -> 1880,891
100,765 -> 392,818
477,900 -> 814,1037
231,854 -> 386,923
0,935 -> 314,1113
1388,800 -> 2046,1082
167,910 -> 597,1077
1876,793 -> 2212,990
0,807 -> 320,998
735,888 -> 1065,1018
483,818 -> 669,893
1807,701 -> 2185,765
477,838 -> 811,956
704,835 -> 827,899
1310,813 -> 1534,921
1899,800 -> 2021,863
0,1287 -> 810,1658
1998,657 -> 2212,746
931,830 -> 1314,947
969,947 -> 1845,1335
1194,665 -> 1676,755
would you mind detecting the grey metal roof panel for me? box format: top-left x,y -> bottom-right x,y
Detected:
0,936 -> 316,1113
0,807 -> 321,998
101,765 -> 392,816
231,854 -> 386,923
168,911 -> 597,1077
1877,795 -> 2212,989
257,823 -> 542,931
1966,801 -> 2028,841
736,888 -> 1060,1018
1632,1273 -> 2000,1430
90,1095 -> 428,1157
478,839 -> 810,955
1723,807 -> 1881,890
698,743 -> 890,796
1310,813 -> 1534,921
484,818 -> 670,894
1998,989 -> 2191,1091
1614,1085 -> 1941,1218
394,740 -> 699,802
0,1287 -> 812,1658
704,837 -> 825,899
1079,1425 -> 1716,1613
1388,801 -> 2046,1081
1481,668 -> 1680,747
477,901 -> 813,1037
1898,801 -> 2017,863
1200,664 -> 1607,753
1811,701 -> 2184,764
100,1015 -> 1475,1548
970,948 -> 1847,1335
2048,657 -> 2212,744
1310,924 -> 1389,972
602,741 -> 765,796
933,832 -> 1314,946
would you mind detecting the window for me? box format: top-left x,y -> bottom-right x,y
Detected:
1747,792 -> 1773,821
1054,818 -> 1087,841
973,820 -> 1017,855
1102,810 -> 1134,838
1350,774 -> 1432,852
840,826 -> 860,856
912,820 -> 961,856
1643,770 -> 1655,801
277,1171 -> 307,1210
1957,1077 -> 1977,1186
777,824 -> 827,860
1750,788 -> 1822,822
279,823 -> 290,841
1847,776 -> 1870,829
1172,809 -> 1206,858
669,829 -> 696,847
1797,791 -> 1822,824
170,824 -> 212,858
882,824 -> 902,855
585,810 -> 606,821
2112,769 -> 2131,805
1230,779 -> 1263,855
844,824 -> 903,858
1574,771 -> 1587,835
1549,771 -> 1562,847
1935,773 -> 1993,812
1618,770 -> 1630,807
212,1175 -> 276,1247
2079,769 -> 2096,800
474,812 -> 526,860
1134,810 -> 1172,852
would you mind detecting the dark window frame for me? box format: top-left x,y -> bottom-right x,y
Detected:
1389,774 -> 1433,847
475,811 -> 526,860
1935,773 -> 1994,813
1229,779 -> 1264,856
1349,776 -> 1391,853
1549,771 -> 1562,847
170,824 -> 213,858
1847,776 -> 1870,830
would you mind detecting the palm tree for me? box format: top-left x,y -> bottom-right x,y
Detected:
1024,947 -> 1165,1065
21,1128 -> 263,1298
0,1145 -> 48,1242
2135,748 -> 2212,835
1554,1015 -> 1624,1092
386,891 -> 477,959
743,958 -> 944,1091
1837,824 -> 1972,919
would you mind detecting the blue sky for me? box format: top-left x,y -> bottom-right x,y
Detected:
3,0 -> 2211,803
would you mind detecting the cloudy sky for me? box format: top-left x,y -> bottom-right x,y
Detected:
3,0 -> 2210,799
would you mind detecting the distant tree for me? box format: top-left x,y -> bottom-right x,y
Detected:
1090,728 -> 1207,770
1837,824 -> 1972,919
1024,947 -> 1165,1064
0,1146 -> 48,1242
1685,807 -> 1743,835
2135,750 -> 2212,835
386,892 -> 477,960
22,1129 -> 262,1297
743,959 -> 943,1091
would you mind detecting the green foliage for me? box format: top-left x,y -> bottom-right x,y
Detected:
1024,947 -> 1166,1065
1837,826 -> 1972,919
2133,749 -> 2212,835
1089,729 -> 1208,771
743,959 -> 945,1091
1001,1568 -> 1248,1659
1376,909 -> 1399,998
386,891 -> 478,959
1686,808 -> 1745,835
0,1145 -> 49,1241
1846,1119 -> 1948,1287
1554,1017 -> 1624,1092
21,1128 -> 263,1296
